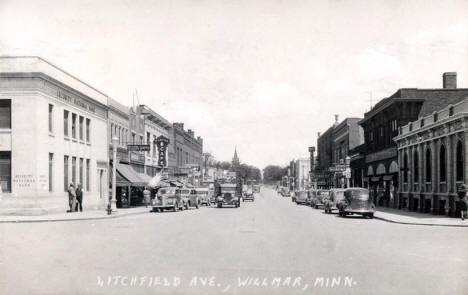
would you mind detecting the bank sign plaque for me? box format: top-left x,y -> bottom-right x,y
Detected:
127,144 -> 150,152
155,136 -> 170,167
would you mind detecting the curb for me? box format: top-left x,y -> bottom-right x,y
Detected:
373,215 -> 468,228
0,210 -> 151,224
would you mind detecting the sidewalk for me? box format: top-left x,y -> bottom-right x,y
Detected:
374,206 -> 468,227
0,206 -> 152,223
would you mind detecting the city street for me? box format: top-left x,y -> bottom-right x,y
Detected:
1,187 -> 467,295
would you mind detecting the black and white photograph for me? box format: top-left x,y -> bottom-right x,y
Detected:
0,0 -> 467,294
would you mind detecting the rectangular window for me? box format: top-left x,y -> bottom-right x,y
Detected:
132,133 -> 135,144
146,132 -> 150,155
0,100 -> 11,129
0,151 -> 11,193
64,110 -> 69,136
72,113 -> 77,138
86,159 -> 90,191
86,118 -> 90,142
140,135 -> 143,144
49,153 -> 53,192
48,104 -> 54,133
64,155 -> 69,191
72,157 -> 76,185
79,116 -> 84,140
79,158 -> 83,187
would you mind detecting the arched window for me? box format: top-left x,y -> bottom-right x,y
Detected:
426,148 -> 431,182
413,150 -> 419,182
404,152 -> 408,183
440,144 -> 446,182
456,141 -> 464,182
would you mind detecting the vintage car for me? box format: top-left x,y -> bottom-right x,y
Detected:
324,189 -> 346,214
308,190 -> 330,209
243,187 -> 255,201
294,190 -> 309,205
217,183 -> 240,208
195,187 -> 211,206
280,187 -> 290,197
152,187 -> 185,212
179,188 -> 199,209
337,188 -> 375,218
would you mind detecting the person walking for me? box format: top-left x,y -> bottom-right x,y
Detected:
67,183 -> 76,212
143,186 -> 151,208
75,184 -> 83,212
458,184 -> 467,220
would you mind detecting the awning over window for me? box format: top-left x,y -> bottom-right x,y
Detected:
371,176 -> 381,182
116,163 -> 149,187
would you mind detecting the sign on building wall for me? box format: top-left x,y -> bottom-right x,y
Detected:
127,145 -> 150,152
156,135 -> 170,167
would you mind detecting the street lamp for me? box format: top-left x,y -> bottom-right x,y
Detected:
109,136 -> 119,215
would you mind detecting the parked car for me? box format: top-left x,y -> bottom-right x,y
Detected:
178,188 -> 196,209
243,187 -> 255,201
337,188 -> 375,218
324,189 -> 346,214
152,187 -> 185,212
308,189 -> 330,209
294,190 -> 309,205
280,187 -> 290,197
217,183 -> 241,208
195,187 -> 211,206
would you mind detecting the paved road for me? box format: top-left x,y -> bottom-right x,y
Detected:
1,187 -> 467,295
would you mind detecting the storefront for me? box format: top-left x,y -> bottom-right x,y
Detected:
113,162 -> 151,207
0,57 -> 109,215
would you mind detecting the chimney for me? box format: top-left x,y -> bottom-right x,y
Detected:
334,114 -> 339,123
187,129 -> 194,137
174,122 -> 184,130
317,132 -> 321,138
443,72 -> 457,89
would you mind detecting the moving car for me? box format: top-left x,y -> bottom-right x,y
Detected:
308,190 -> 330,209
180,188 -> 199,209
195,187 -> 211,206
152,187 -> 185,212
337,188 -> 375,218
217,183 -> 241,208
243,187 -> 255,201
324,189 -> 346,214
294,190 -> 309,205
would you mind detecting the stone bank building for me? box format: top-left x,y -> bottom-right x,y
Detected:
0,57 -> 109,214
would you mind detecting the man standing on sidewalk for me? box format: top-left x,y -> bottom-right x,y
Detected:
67,183 -> 76,212
458,184 -> 468,220
75,184 -> 83,212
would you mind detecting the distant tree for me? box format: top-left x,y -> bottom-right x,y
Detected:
263,165 -> 288,184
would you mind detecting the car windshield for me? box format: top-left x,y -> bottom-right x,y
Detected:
318,191 -> 329,196
298,191 -> 307,197
348,189 -> 370,200
159,189 -> 175,195
333,191 -> 345,200
221,187 -> 236,192
196,191 -> 207,195
179,189 -> 191,194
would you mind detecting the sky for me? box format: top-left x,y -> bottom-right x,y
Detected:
1,0 -> 467,169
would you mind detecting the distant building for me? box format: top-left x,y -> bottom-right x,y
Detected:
232,147 -> 240,168
295,158 -> 310,190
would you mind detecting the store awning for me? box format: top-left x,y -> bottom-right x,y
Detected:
383,175 -> 394,181
371,176 -> 381,182
116,163 -> 148,187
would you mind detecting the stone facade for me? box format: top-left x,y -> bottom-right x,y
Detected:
394,98 -> 468,216
0,56 -> 109,215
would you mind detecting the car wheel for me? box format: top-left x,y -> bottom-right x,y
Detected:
368,213 -> 374,219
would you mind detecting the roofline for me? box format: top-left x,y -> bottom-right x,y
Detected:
0,56 -> 109,98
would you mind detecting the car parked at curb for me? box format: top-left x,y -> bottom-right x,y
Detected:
195,187 -> 211,206
294,190 -> 309,205
337,188 -> 375,218
308,189 -> 330,209
179,188 -> 198,209
324,189 -> 346,214
151,187 -> 185,212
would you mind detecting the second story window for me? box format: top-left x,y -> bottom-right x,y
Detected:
434,113 -> 438,122
48,104 -> 54,133
420,119 -> 424,128
449,106 -> 454,116
71,113 -> 77,139
86,118 -> 91,142
79,116 -> 84,140
64,110 -> 69,136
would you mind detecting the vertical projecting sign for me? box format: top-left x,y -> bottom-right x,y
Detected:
155,136 -> 170,167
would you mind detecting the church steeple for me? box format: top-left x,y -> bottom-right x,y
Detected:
232,146 -> 240,167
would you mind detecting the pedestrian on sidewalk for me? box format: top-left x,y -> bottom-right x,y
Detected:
143,186 -> 151,208
67,183 -> 76,213
75,184 -> 83,212
458,184 -> 468,220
